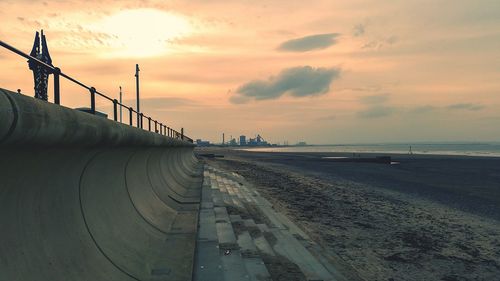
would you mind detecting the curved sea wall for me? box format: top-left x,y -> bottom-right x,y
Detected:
0,88 -> 202,281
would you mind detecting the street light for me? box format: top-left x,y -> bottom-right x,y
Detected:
135,64 -> 140,127
119,86 -> 122,122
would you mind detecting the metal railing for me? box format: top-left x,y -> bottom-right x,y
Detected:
0,40 -> 193,143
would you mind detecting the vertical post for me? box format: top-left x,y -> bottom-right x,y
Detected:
53,67 -> 60,105
160,123 -> 163,135
129,107 -> 133,126
113,99 -> 118,121
135,64 -> 140,125
140,113 -> 143,129
119,86 -> 122,122
181,128 -> 184,140
89,87 -> 96,114
154,120 -> 158,133
148,117 -> 151,131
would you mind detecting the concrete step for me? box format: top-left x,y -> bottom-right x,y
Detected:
271,229 -> 334,281
243,258 -> 271,281
236,225 -> 272,281
230,214 -> 243,223
220,249 -> 250,281
193,241 -> 224,281
197,164 -> 340,281
237,231 -> 256,252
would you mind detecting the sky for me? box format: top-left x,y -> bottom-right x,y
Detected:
0,0 -> 499,144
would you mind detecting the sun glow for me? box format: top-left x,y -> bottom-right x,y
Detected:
94,8 -> 192,57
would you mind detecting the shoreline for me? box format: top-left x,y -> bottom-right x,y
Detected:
236,147 -> 500,158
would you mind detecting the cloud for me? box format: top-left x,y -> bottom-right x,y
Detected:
352,24 -> 365,37
231,66 -> 341,103
447,103 -> 484,111
406,104 -> 483,115
362,36 -> 398,50
339,86 -> 382,92
278,33 -> 339,52
357,106 -> 395,118
360,94 -> 390,104
410,105 -> 437,114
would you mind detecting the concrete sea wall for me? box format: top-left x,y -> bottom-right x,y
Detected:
0,88 -> 202,281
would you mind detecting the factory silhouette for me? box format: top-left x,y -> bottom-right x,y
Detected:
196,133 -> 307,147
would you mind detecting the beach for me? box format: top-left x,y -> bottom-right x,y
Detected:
197,147 -> 500,281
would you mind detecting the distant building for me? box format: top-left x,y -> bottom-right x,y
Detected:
239,135 -> 246,145
196,139 -> 210,147
296,141 -> 307,146
248,134 -> 269,146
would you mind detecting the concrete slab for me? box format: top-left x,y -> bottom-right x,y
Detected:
243,258 -> 271,281
230,215 -> 243,223
256,224 -> 270,233
243,219 -> 257,228
253,235 -> 275,256
198,209 -> 218,242
201,188 -> 213,204
275,212 -> 310,239
237,231 -> 257,252
220,249 -> 250,281
214,207 -> 230,222
193,241 -> 224,281
216,222 -> 237,246
201,201 -> 214,209
272,230 -> 334,281
257,205 -> 286,230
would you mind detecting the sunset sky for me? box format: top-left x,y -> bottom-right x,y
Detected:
0,0 -> 499,144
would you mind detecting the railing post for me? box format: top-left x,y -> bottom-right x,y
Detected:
89,87 -> 96,114
148,117 -> 151,131
154,120 -> 158,133
181,128 -> 184,140
53,67 -> 61,105
140,113 -> 143,129
129,107 -> 133,126
113,99 -> 118,121
160,123 -> 163,135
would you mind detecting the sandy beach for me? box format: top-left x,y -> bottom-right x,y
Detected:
198,147 -> 500,281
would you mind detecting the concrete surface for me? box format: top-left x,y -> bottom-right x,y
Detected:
195,165 -> 346,281
0,88 -> 202,281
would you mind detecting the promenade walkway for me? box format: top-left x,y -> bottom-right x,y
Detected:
194,164 -> 343,281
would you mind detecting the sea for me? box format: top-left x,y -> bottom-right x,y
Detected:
241,143 -> 500,157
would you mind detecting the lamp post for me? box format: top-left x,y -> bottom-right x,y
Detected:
119,86 -> 122,122
135,64 -> 140,127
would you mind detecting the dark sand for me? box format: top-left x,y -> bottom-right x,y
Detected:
198,147 -> 500,281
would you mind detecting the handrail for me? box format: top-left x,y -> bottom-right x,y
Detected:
0,39 -> 193,143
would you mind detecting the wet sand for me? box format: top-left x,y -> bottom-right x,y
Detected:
198,147 -> 500,281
